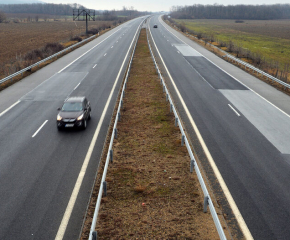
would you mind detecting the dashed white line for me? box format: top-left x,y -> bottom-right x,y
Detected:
93,64 -> 97,69
228,104 -> 241,116
152,16 -> 254,240
104,53 -> 107,57
111,46 -> 114,48
58,27 -> 122,73
177,51 -> 180,54
0,100 -> 20,117
74,82 -> 81,90
54,19 -> 144,240
32,120 -> 48,138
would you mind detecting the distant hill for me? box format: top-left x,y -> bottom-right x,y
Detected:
0,0 -> 44,3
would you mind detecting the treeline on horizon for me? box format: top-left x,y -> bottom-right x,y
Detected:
0,3 -> 149,18
170,4 -> 290,20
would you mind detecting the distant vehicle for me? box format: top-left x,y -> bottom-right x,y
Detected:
153,24 -> 158,28
57,96 -> 91,130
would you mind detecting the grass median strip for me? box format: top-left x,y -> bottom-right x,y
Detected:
87,28 -> 221,239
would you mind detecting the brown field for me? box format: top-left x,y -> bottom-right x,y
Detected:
0,20 -> 113,63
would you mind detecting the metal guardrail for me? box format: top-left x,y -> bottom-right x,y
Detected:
0,34 -> 98,85
225,54 -> 290,89
88,20 -> 144,240
147,25 -> 227,240
184,30 -> 290,90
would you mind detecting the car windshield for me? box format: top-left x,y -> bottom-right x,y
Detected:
61,102 -> 83,112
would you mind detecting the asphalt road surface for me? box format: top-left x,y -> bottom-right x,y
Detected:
0,17 -> 145,240
149,15 -> 290,240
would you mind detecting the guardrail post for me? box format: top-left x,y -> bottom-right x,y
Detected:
92,231 -> 97,240
203,196 -> 209,213
114,128 -> 118,139
163,85 -> 165,93
175,117 -> 178,127
110,149 -> 113,163
190,159 -> 195,173
103,181 -> 107,196
166,93 -> 168,102
123,90 -> 125,98
121,100 -> 123,109
170,104 -> 173,113
118,112 -> 121,122
181,135 -> 185,146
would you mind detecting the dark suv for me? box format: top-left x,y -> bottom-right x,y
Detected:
57,96 -> 91,130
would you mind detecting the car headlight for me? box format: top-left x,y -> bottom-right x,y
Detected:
77,114 -> 84,120
57,114 -> 62,121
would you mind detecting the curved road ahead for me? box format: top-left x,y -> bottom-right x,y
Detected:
0,17 -> 145,240
149,15 -> 290,240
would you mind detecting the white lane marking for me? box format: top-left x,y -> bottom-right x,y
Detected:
0,100 -> 20,117
150,17 -> 254,240
93,64 -> 97,69
185,60 -> 214,89
54,20 -> 144,240
32,120 -> 48,138
104,53 -> 107,57
111,46 -> 114,48
159,16 -> 290,121
58,27 -> 122,73
74,82 -> 81,90
116,41 -> 118,43
67,72 -> 88,99
228,104 -> 241,117
177,51 -> 180,54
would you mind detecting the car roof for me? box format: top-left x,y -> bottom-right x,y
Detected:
65,96 -> 86,102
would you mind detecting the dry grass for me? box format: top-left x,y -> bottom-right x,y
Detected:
80,29 -> 227,239
166,19 -> 290,95
0,20 -> 113,62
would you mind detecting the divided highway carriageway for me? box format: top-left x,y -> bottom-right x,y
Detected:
149,15 -> 290,240
2,13 -> 290,240
0,17 -> 146,240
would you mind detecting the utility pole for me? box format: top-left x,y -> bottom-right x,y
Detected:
73,9 -> 95,35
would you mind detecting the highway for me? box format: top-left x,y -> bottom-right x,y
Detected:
149,15 -> 290,240
0,17 -> 145,240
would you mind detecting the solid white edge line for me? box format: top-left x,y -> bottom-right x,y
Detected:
228,104 -> 241,117
0,100 -> 20,117
54,19 -> 144,240
150,16 -> 254,240
32,120 -> 48,138
58,27 -> 122,73
159,16 -> 290,120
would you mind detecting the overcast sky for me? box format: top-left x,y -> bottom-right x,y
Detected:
43,0 -> 290,12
